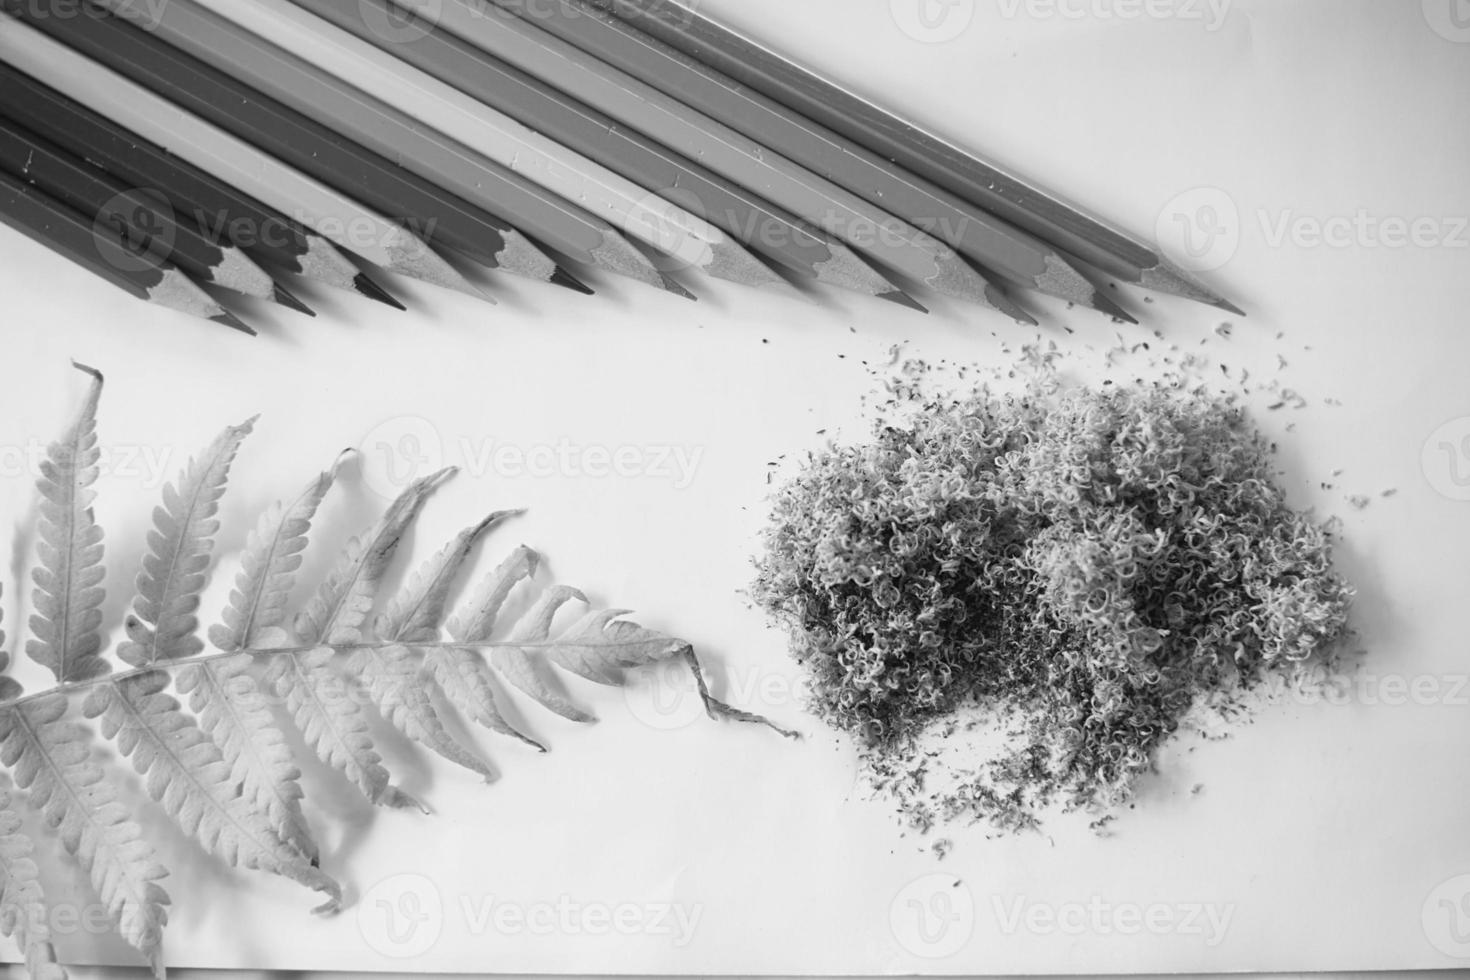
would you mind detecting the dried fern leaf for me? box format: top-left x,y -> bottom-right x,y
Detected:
210,463 -> 341,654
296,469 -> 455,646
353,514 -> 522,777
0,695 -> 169,976
543,610 -> 689,685
27,363 -> 109,684
0,584 -> 22,702
378,512 -> 518,644
492,587 -> 596,723
196,466 -> 343,863
118,420 -> 256,668
434,545 -> 545,748
446,544 -> 540,644
82,674 -> 340,913
174,657 -> 317,864
265,648 -> 422,811
350,643 -> 494,781
0,787 -> 67,980
277,472 -> 452,807
423,647 -> 544,752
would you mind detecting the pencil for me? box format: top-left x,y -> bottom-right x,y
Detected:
0,169 -> 252,333
598,0 -> 1243,314
0,113 -> 314,316
39,2 -> 582,297
173,0 -> 782,293
298,0 -> 922,312
94,0 -> 678,298
0,63 -> 400,310
505,0 -> 1128,318
0,13 -> 480,300
2,0 -> 505,302
375,0 -> 1024,316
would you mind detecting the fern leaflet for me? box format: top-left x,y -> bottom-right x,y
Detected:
0,787 -> 67,980
27,363 -> 108,684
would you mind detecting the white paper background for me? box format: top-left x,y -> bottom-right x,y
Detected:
0,0 -> 1468,975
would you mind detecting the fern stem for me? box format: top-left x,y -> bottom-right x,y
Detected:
0,639 -> 681,710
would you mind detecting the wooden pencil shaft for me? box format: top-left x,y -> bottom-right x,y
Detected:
407,0 -> 980,294
0,167 -> 163,299
101,0 -> 630,272
518,0 -> 1067,290
0,12 -> 428,272
0,114 -> 246,289
189,0 -> 748,276
0,63 -> 321,274
15,0 -> 518,270
302,0 -> 838,282
599,0 -> 1158,281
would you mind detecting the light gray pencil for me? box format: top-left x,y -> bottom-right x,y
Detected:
386,0 -> 1032,316
508,0 -> 1133,319
297,0 -> 928,312
602,0 -> 1241,314
185,0 -> 782,293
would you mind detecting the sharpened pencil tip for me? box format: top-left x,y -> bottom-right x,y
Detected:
354,273 -> 407,311
550,265 -> 594,295
1089,290 -> 1138,324
211,310 -> 256,335
659,273 -> 697,301
878,289 -> 928,314
1138,258 -> 1244,315
272,283 -> 317,317
984,285 -> 1038,326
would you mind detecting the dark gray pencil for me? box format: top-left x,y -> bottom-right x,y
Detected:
0,169 -> 252,332
0,113 -> 313,315
0,63 -> 401,308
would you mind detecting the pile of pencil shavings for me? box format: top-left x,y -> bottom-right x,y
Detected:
752,361 -> 1355,835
